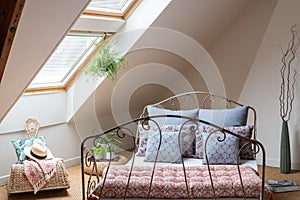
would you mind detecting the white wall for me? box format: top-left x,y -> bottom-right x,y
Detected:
0,93 -> 67,133
240,0 -> 300,169
208,0 -> 277,100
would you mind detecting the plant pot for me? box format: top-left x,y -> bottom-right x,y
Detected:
280,120 -> 291,174
94,153 -> 105,160
105,151 -> 115,160
93,146 -> 106,160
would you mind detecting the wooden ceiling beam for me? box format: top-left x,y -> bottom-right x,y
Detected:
0,0 -> 25,83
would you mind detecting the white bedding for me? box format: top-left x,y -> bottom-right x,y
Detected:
127,156 -> 258,171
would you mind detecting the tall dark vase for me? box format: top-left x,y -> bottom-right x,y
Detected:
280,120 -> 291,174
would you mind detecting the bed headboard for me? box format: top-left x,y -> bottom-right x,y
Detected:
140,91 -> 257,140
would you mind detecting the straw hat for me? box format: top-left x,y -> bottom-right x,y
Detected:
24,140 -> 53,160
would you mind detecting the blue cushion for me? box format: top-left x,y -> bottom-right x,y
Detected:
196,125 -> 254,160
224,125 -> 254,159
202,131 -> 239,164
147,106 -> 199,126
11,136 -> 46,164
199,106 -> 249,127
144,131 -> 183,163
136,124 -> 195,158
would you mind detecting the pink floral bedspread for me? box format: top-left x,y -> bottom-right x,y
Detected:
90,165 -> 268,199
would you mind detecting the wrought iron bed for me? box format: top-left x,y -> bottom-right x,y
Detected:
81,91 -> 268,200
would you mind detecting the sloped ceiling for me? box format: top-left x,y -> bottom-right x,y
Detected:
148,0 -> 277,100
129,0 -> 277,100
0,0 -> 90,122
94,0 -> 277,129
151,0 -> 252,48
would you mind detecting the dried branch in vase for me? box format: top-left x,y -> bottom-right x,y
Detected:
279,24 -> 300,121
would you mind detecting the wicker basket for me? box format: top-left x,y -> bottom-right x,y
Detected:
7,162 -> 70,194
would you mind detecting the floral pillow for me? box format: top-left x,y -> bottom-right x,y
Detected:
224,126 -> 254,159
144,131 -> 182,163
195,125 -> 216,158
135,125 -> 149,156
136,124 -> 195,158
195,125 -> 254,160
11,136 -> 46,164
202,131 -> 239,164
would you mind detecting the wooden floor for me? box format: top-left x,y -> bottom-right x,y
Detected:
0,164 -> 299,200
0,165 -> 82,200
261,166 -> 300,200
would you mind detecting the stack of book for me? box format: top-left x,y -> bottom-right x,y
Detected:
266,180 -> 300,193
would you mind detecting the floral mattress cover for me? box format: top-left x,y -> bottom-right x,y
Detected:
89,165 -> 271,199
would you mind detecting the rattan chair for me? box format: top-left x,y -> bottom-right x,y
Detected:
7,118 -> 70,194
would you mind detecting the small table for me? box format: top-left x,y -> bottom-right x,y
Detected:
84,155 -> 128,175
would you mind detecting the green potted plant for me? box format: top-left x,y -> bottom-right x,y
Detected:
84,41 -> 127,82
105,143 -> 116,160
92,145 -> 106,160
93,132 -> 119,160
92,132 -> 109,160
102,132 -> 119,160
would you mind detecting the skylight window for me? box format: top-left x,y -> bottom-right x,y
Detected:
87,0 -> 130,12
29,34 -> 102,89
26,0 -> 140,94
84,0 -> 137,17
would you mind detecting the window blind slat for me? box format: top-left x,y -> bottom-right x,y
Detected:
30,35 -> 99,86
87,0 -> 130,11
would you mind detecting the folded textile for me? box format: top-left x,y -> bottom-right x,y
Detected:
266,180 -> 300,193
24,158 -> 63,194
267,180 -> 297,187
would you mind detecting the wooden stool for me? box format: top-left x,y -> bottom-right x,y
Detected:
7,117 -> 70,194
7,162 -> 69,194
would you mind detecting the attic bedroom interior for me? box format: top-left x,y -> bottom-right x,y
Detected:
1,0 -> 300,199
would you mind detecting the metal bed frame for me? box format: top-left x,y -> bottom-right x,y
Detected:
81,91 -> 266,200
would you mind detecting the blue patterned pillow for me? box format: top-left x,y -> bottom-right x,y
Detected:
224,126 -> 254,159
202,131 -> 239,164
144,131 -> 182,163
195,125 -> 254,160
136,124 -> 195,158
11,136 -> 46,164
